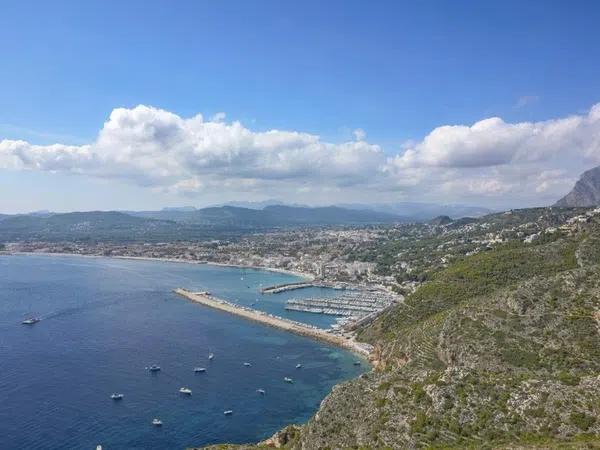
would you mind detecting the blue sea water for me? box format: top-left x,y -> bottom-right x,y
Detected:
0,254 -> 367,450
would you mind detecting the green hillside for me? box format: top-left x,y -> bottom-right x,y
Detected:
203,214 -> 600,449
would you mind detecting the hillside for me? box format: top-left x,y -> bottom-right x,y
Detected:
555,165 -> 600,207
202,214 -> 600,449
0,211 -> 182,242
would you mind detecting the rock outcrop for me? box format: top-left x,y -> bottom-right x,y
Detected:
555,165 -> 600,207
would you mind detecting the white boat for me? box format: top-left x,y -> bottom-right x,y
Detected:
179,387 -> 192,395
257,388 -> 266,395
22,317 -> 40,325
208,352 -> 214,360
152,418 -> 163,426
284,377 -> 293,383
224,410 -> 233,415
243,362 -> 252,367
194,367 -> 206,373
148,364 -> 161,372
296,363 -> 302,369
110,393 -> 124,400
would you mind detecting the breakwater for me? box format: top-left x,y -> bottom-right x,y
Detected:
174,288 -> 373,357
260,282 -> 315,294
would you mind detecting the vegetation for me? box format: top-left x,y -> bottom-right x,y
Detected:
211,210 -> 600,449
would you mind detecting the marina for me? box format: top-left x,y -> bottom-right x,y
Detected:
285,290 -> 397,318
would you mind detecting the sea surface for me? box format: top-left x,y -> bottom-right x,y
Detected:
0,254 -> 367,450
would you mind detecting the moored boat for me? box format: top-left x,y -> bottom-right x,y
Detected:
194,367 -> 206,373
257,388 -> 266,395
224,410 -> 233,415
284,377 -> 293,383
179,387 -> 192,395
152,418 -> 163,426
110,393 -> 124,400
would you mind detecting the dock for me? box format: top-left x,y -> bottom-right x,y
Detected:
285,291 -> 397,318
173,288 -> 373,357
260,282 -> 315,294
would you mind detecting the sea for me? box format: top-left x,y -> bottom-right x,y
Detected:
0,254 -> 367,450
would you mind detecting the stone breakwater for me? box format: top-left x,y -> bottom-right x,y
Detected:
173,288 -> 373,358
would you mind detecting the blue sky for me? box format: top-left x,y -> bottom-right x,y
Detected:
1,0 -> 600,213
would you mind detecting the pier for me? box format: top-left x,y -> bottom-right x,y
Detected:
260,282 -> 315,294
173,288 -> 373,357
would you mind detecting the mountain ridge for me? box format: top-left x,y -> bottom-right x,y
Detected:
555,165 -> 600,207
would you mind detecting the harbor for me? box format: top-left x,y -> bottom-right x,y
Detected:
285,290 -> 398,317
173,288 -> 374,357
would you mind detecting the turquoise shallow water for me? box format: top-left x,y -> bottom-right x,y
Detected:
0,254 -> 367,450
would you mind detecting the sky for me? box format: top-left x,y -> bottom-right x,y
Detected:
1,0 -> 600,213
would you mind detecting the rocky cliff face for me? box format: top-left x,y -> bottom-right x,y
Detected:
555,165 -> 600,207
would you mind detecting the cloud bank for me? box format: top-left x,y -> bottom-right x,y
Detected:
2,104 -> 600,207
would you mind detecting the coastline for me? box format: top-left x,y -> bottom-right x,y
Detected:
6,251 -> 316,281
174,288 -> 374,359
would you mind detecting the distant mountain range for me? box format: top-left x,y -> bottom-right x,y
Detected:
0,200 -> 495,242
555,165 -> 600,207
337,202 -> 493,220
0,205 -> 407,242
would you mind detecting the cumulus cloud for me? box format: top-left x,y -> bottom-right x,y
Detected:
1,103 -> 600,207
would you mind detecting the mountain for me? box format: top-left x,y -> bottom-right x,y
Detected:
217,199 -> 291,210
338,201 -> 493,221
130,205 -> 405,227
555,165 -> 600,207
0,211 -> 181,242
261,205 -> 404,225
0,205 -> 407,242
428,214 -> 454,226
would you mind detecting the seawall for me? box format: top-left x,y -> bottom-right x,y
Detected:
173,288 -> 373,358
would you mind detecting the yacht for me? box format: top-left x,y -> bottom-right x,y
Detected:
257,388 -> 266,395
353,361 -> 362,366
110,393 -> 124,400
208,352 -> 214,360
284,377 -> 293,383
194,367 -> 206,373
296,363 -> 302,369
152,418 -> 163,427
179,387 -> 192,395
148,364 -> 161,372
224,410 -> 233,415
243,362 -> 252,367
22,317 -> 40,325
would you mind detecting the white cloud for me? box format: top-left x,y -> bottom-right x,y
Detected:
1,103 -> 600,207
353,128 -> 366,141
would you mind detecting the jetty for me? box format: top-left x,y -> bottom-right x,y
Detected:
173,288 -> 373,357
260,282 -> 315,294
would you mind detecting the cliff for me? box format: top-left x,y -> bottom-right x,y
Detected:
555,165 -> 600,207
